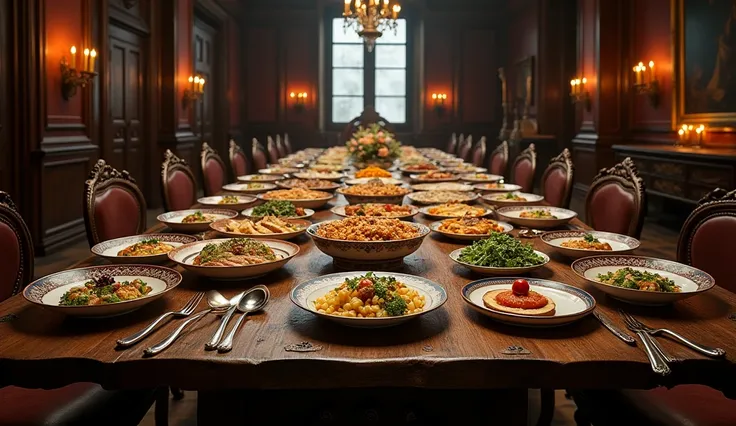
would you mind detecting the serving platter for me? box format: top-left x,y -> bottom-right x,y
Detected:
459,173 -> 503,183
410,182 -> 474,192
237,174 -> 281,183
197,195 -> 256,210
336,187 -> 409,205
430,220 -> 513,241
495,206 -> 578,229
91,233 -> 198,264
258,167 -> 299,175
407,190 -> 479,205
274,180 -> 342,192
481,192 -> 545,207
417,204 -> 491,219
290,271 -> 447,328
409,173 -> 460,183
22,264 -> 182,317
449,248 -> 550,275
292,171 -> 345,182
257,191 -> 334,209
157,209 -> 238,233
570,255 -> 715,305
330,204 -> 419,220
541,230 -> 640,259
168,238 -> 300,280
461,277 -> 596,327
472,183 -> 522,193
241,207 -> 315,220
445,166 -> 488,174
344,177 -> 403,185
209,218 -> 310,240
399,165 -> 441,175
222,182 -> 277,194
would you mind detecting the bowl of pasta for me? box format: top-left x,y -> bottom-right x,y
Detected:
541,230 -> 640,259
418,202 -> 491,219
236,174 -> 282,183
290,271 -> 447,328
336,181 -> 410,205
495,206 -> 578,229
198,195 -> 256,210
430,217 -> 513,241
481,192 -> 545,207
91,233 -> 198,264
157,209 -> 238,233
210,216 -> 310,240
168,237 -> 299,280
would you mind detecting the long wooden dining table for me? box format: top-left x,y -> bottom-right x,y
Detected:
1,182 -> 735,424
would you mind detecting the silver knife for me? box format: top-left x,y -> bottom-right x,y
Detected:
593,310 -> 636,345
204,291 -> 245,350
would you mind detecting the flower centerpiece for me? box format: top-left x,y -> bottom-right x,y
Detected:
346,124 -> 401,169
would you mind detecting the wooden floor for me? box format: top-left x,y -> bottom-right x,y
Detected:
31,196 -> 680,426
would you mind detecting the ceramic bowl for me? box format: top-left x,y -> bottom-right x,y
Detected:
495,206 -> 578,229
472,183 -> 522,193
222,182 -> 278,194
236,174 -> 281,183
91,233 -> 198,264
197,195 -> 256,210
241,207 -> 315,220
336,187 -> 409,205
430,220 -> 513,241
449,248 -> 550,275
257,191 -> 334,209
410,173 -> 460,183
209,218 -> 310,240
292,171 -> 346,182
330,204 -> 419,220
344,177 -> 403,185
157,209 -> 238,233
481,192 -> 545,207
541,230 -> 640,259
459,173 -> 504,183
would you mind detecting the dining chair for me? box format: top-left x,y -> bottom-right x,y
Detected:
266,136 -> 280,164
540,148 -> 574,208
457,135 -> 473,161
511,143 -> 537,193
229,139 -> 249,179
446,133 -> 458,154
283,133 -> 293,154
488,140 -> 509,177
470,136 -> 487,167
83,159 -> 147,247
200,142 -> 227,197
570,188 -> 736,426
276,134 -> 287,158
252,138 -> 269,170
584,157 -> 646,238
0,191 -> 167,426
456,134 -> 465,156
161,149 -> 198,212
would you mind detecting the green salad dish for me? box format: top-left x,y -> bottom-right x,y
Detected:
242,200 -> 314,220
449,233 -> 550,275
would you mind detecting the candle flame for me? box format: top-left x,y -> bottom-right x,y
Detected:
188,76 -> 194,83
90,49 -> 97,58
71,46 -> 77,54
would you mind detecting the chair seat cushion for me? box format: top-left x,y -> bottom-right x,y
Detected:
0,383 -> 156,425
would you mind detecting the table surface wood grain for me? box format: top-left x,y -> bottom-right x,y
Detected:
1,188 -> 735,393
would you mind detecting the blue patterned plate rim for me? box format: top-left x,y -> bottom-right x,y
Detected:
307,220 -> 431,242
570,255 -> 715,293
540,230 -> 640,250
461,276 -> 596,319
290,271 -> 448,322
167,238 -> 300,269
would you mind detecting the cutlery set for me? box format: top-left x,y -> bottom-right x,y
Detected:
117,287 -> 270,356
594,309 -> 725,375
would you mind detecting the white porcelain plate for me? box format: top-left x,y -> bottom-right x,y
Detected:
197,195 -> 256,210
495,206 -> 578,229
450,248 -> 550,275
541,230 -> 639,259
157,209 -> 238,233
222,182 -> 277,194
430,220 -> 513,241
91,233 -> 198,264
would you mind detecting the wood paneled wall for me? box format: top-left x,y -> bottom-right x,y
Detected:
4,0 -> 243,254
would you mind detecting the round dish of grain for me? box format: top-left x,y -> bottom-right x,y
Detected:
257,188 -> 334,209
337,182 -> 410,205
407,190 -> 479,205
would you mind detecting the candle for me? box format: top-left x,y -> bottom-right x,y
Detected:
193,76 -> 200,92
392,4 -> 400,19
383,0 -> 389,11
344,0 -> 351,15
581,77 -> 587,95
199,78 -> 205,93
648,61 -> 655,83
83,48 -> 90,72
188,76 -> 194,91
677,128 -> 685,144
89,49 -> 97,72
570,79 -> 576,96
70,46 -> 77,69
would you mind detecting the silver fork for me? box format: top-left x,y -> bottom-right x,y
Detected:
116,292 -> 205,347
619,310 -> 671,375
621,311 -> 726,358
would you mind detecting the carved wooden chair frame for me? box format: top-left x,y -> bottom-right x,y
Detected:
457,135 -> 473,161
83,159 -> 147,247
200,142 -> 227,196
511,143 -> 537,189
541,148 -> 575,208
678,188 -> 736,265
340,106 -> 393,143
470,136 -> 487,166
446,133 -> 458,154
229,140 -> 248,179
275,134 -> 287,158
0,192 -> 34,297
161,149 -> 197,212
488,140 -> 509,176
585,157 -> 646,238
266,136 -> 279,164
283,133 -> 293,155
252,138 -> 268,169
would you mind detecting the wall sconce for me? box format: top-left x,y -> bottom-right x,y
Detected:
569,77 -> 591,111
289,91 -> 308,111
183,75 -> 205,107
632,61 -> 660,108
60,46 -> 98,100
431,93 -> 447,115
676,124 -> 706,148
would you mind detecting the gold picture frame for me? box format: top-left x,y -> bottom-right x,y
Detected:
672,0 -> 736,131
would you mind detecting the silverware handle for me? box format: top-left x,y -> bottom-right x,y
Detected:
205,306 -> 237,350
217,313 -> 248,353
593,311 -> 636,345
637,331 -> 671,376
660,329 -> 726,357
117,312 -> 174,347
144,309 -> 211,356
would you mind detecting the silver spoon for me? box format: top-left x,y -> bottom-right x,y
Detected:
205,291 -> 246,350
216,286 -> 269,353
143,290 -> 230,356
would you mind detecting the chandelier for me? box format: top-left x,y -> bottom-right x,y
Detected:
343,0 -> 401,52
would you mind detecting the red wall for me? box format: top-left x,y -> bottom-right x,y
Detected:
506,1 -> 538,115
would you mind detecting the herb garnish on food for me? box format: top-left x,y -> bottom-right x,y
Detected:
458,233 -> 544,267
252,200 -> 299,217
583,233 -> 599,243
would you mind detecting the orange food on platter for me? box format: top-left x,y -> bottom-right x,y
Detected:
482,279 -> 556,316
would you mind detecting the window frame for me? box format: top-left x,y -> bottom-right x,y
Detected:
324,7 -> 413,132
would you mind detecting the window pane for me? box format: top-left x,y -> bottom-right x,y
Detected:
333,68 -> 364,95
333,97 -> 364,123
375,69 -> 405,95
376,18 -> 406,44
375,97 -> 406,123
375,45 -> 405,68
333,18 -> 362,43
333,44 -> 364,68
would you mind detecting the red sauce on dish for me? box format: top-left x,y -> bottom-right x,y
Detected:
495,290 -> 548,309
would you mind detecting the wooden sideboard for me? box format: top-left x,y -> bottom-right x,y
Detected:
613,144 -> 736,204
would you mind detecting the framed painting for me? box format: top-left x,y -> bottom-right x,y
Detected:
514,56 -> 534,107
673,0 -> 736,129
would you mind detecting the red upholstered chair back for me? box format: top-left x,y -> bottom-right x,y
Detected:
678,188 -> 736,294
585,157 -> 646,238
83,159 -> 146,247
541,148 -> 574,208
456,134 -> 465,155
457,135 -> 473,161
488,140 -> 509,177
276,134 -> 287,158
339,106 -> 393,143
0,192 -> 33,302
470,137 -> 487,166
229,140 -> 249,178
252,138 -> 268,170
161,150 -> 197,212
512,143 -> 537,193
446,133 -> 458,154
283,133 -> 293,154
200,142 -> 226,197
266,136 -> 280,164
